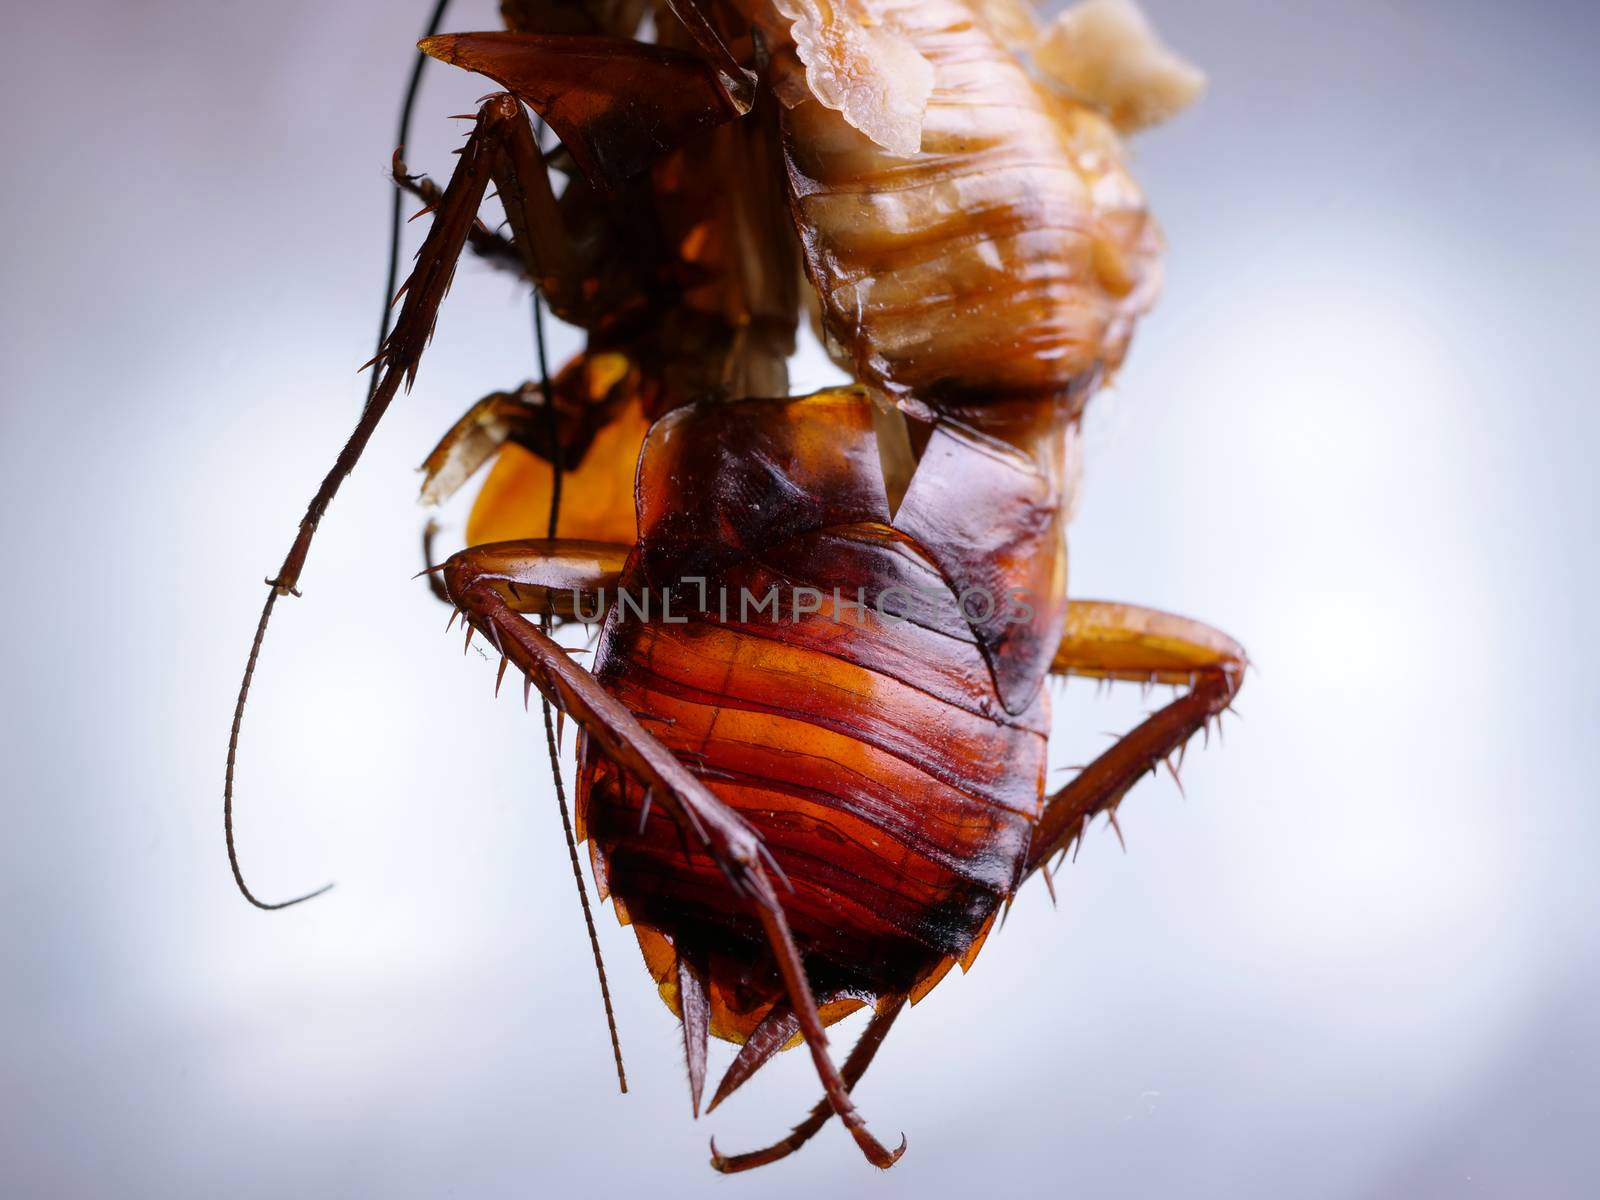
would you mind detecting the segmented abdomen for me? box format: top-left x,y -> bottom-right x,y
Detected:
578,523 -> 1046,1035
775,0 -> 1161,405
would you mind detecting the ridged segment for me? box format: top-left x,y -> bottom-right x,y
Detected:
775,0 -> 1161,404
582,540 -> 1046,991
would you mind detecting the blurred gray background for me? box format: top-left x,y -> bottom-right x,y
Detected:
2,0 -> 1596,1196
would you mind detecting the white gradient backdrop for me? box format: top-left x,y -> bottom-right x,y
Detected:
2,1 -> 1596,1196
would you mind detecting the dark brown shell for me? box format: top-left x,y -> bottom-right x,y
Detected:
575,390 -> 1061,1041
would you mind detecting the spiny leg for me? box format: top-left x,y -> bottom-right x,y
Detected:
224,91 -> 567,907
433,538 -> 626,620
227,22 -> 746,906
439,541 -> 906,1169
419,30 -> 748,187
421,520 -> 452,605
395,158 -> 530,282
711,994 -> 908,1174
1028,601 -> 1246,876
221,1 -> 454,910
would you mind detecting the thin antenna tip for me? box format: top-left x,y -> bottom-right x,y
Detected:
240,880 -> 335,912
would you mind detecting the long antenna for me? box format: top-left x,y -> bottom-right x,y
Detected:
533,264 -> 629,1093
224,0 -> 452,910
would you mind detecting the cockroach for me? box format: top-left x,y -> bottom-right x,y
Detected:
225,0 -> 1246,1172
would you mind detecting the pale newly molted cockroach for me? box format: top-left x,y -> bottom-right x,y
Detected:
225,0 -> 1245,1172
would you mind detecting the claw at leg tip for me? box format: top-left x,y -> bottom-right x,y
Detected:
892,1133 -> 908,1163
874,1134 -> 909,1169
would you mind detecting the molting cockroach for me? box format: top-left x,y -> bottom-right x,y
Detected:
225,0 -> 1246,1172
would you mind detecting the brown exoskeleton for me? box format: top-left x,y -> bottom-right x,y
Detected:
226,0 -> 1245,1172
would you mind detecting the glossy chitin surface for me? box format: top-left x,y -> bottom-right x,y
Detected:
210,0 -> 1232,1170
438,0 -> 1193,1050
575,391 -> 1055,1039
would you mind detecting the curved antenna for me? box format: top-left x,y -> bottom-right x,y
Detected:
225,588 -> 334,909
223,0 -> 453,910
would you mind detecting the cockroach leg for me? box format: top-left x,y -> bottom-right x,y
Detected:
418,31 -> 748,189
439,543 -> 905,1169
261,53 -> 705,602
1051,600 -> 1248,689
657,0 -> 757,111
711,995 -> 908,1174
418,386 -> 547,507
419,520 -> 452,604
262,95 -> 546,604
436,538 -> 626,620
416,359 -> 635,512
1027,602 -> 1246,875
394,160 -> 529,281
226,70 -> 617,901
224,87 -> 527,909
